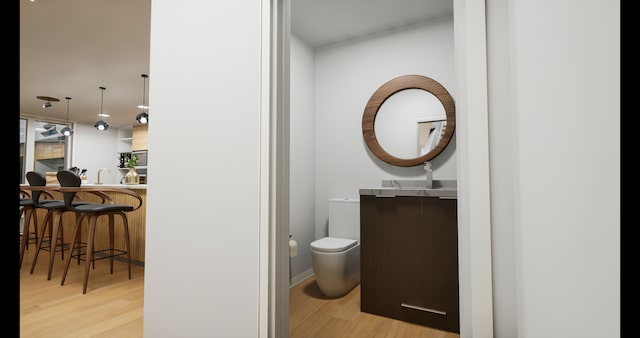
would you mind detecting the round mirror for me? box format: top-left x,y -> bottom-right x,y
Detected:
362,74 -> 456,167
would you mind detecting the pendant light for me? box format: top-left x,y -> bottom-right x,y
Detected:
94,86 -> 109,131
135,74 -> 149,124
36,95 -> 60,108
60,96 -> 74,136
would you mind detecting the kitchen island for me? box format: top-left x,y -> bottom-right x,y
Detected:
24,183 -> 148,265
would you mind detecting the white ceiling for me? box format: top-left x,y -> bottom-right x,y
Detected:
20,0 -> 453,129
291,0 -> 453,49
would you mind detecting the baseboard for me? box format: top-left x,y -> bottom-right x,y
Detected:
289,268 -> 314,287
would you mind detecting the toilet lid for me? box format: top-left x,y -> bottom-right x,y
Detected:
310,237 -> 358,253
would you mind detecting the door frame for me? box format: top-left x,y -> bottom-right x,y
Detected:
267,0 -> 493,336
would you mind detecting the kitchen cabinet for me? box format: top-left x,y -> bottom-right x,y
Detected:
117,124 -> 148,152
132,124 -> 148,151
116,125 -> 148,183
34,142 -> 65,160
359,194 -> 459,333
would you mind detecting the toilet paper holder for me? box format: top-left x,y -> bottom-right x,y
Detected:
289,235 -> 298,258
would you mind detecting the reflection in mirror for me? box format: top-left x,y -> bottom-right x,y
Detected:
32,120 -> 71,175
362,74 -> 455,167
418,119 -> 446,155
374,89 -> 446,159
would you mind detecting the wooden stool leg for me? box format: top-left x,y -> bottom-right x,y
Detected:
83,216 -> 98,294
30,211 -> 53,274
76,213 -> 84,265
61,214 -> 83,286
19,207 -> 35,269
19,206 -> 39,251
108,214 -> 115,274
120,213 -> 132,279
47,210 -> 64,280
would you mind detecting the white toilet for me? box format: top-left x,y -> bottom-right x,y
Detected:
310,198 -> 360,297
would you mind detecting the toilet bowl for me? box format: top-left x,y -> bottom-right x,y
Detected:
311,237 -> 360,297
311,198 -> 360,297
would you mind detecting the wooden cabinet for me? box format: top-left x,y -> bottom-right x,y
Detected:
34,142 -> 65,160
360,195 -> 459,333
132,124 -> 148,151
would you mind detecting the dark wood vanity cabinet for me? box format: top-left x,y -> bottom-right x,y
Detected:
360,194 -> 459,333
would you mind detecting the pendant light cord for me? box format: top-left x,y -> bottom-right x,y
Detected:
100,86 -> 106,116
65,97 -> 71,121
142,74 -> 148,113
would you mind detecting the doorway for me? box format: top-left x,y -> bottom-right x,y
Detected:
278,0 -> 492,336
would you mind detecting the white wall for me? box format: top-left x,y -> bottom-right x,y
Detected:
289,2 -> 621,336
288,18 -> 456,282
140,0 -> 620,337
314,17 -> 456,240
71,123 -> 120,184
142,1 -> 264,337
486,0 -> 517,335
487,0 -> 620,337
288,35 -> 316,283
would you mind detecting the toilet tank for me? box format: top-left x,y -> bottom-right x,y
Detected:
328,198 -> 360,240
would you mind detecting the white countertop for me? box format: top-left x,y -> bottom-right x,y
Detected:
81,183 -> 147,189
359,180 -> 456,198
22,183 -> 148,190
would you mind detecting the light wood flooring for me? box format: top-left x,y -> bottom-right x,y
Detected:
289,276 -> 460,338
19,244 -> 459,337
20,243 -> 145,337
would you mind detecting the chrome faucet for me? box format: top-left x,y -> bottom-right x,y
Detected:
96,168 -> 111,185
424,161 -> 433,189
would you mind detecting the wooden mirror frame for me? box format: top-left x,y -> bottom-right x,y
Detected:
362,74 -> 456,167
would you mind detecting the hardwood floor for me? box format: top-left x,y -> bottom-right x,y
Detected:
289,276 -> 460,338
20,246 -> 459,337
20,244 -> 145,337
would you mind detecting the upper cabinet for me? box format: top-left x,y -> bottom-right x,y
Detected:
132,124 -> 148,151
34,142 -> 65,160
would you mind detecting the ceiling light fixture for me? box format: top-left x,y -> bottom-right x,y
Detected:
136,74 -> 149,124
36,95 -> 60,109
40,123 -> 58,137
60,97 -> 74,136
93,86 -> 109,131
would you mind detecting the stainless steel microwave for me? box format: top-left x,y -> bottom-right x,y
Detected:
132,150 -> 148,166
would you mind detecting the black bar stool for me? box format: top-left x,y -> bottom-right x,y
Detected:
19,186 -> 60,269
26,171 -> 92,280
57,170 -> 142,294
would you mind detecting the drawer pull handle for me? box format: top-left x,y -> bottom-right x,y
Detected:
400,303 -> 447,316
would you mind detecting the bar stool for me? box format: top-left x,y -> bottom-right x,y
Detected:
57,170 -> 142,294
19,186 -> 59,269
20,188 -> 39,268
26,171 -> 91,280
19,188 -> 37,248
